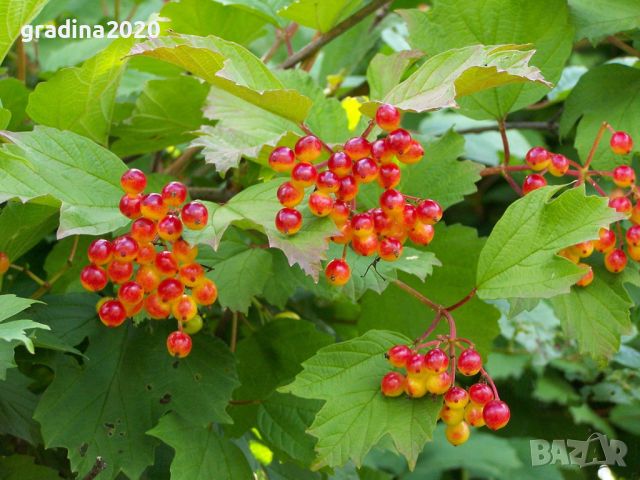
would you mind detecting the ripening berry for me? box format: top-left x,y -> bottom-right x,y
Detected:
386,129 -> 412,154
309,192 -> 334,217
626,225 -> 640,247
371,138 -> 394,164
269,146 -> 296,172
398,140 -> 424,164
193,278 -> 218,305
295,135 -> 322,162
155,251 -> 179,276
172,294 -> 198,322
140,193 -> 168,221
377,163 -> 401,189
628,244 -> 640,262
98,299 -> 127,327
440,405 -> 465,426
425,371 -> 452,395
559,248 -> 579,264
404,376 -> 428,398
157,215 -> 183,242
613,165 -> 635,188
444,386 -> 470,409
464,402 -> 485,427
353,158 -> 379,183
610,131 -> 633,154
291,164 -> 319,191
120,168 -> 147,194
157,278 -> 185,303
80,264 -> 108,292
337,175 -> 359,201
161,181 -> 188,206
331,223 -> 352,244
631,202 -> 640,224
183,314 -> 203,335
406,353 -> 428,378
468,383 -> 494,405
130,218 -> 157,243
179,263 -> 205,287
136,242 -> 156,264
330,200 -> 350,226
594,228 -> 616,253
424,348 -> 449,374
351,213 -> 374,237
181,201 -> 208,230
609,196 -> 632,215
125,300 -> 144,317
403,204 -> 417,228
379,189 -> 405,216
119,194 -> 142,219
107,261 -> 133,284
136,265 -> 161,292
483,400 -> 510,430
113,235 -> 139,262
118,281 -> 144,305
381,371 -> 406,397
372,208 -> 392,234
87,239 -> 113,265
167,331 -> 192,358
379,236 -> 403,261
416,199 -> 442,225
325,258 -> 351,286
571,241 -> 594,258
548,154 -> 570,177
605,249 -> 627,273
316,170 -> 340,193
457,349 -> 482,376
344,137 -> 371,160
376,104 -> 401,131
386,345 -> 413,368
351,233 -> 378,256
445,421 -> 470,446
576,263 -> 594,287
173,239 -> 198,264
525,147 -> 551,171
275,208 -> 303,235
522,174 -> 547,194
328,151 -> 353,176
409,222 -> 435,245
144,293 -> 171,319
0,252 -> 9,275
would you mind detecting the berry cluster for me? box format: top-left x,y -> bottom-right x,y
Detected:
381,343 -> 509,446
269,104 -> 443,286
79,169 -> 216,357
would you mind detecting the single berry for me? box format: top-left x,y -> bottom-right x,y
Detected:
275,208 -> 303,235
295,135 -> 323,162
343,137 -> 371,160
120,168 -> 147,194
372,208 -> 393,235
157,278 -> 185,303
483,400 -> 510,430
548,154 -> 570,177
613,165 -> 635,187
331,223 -> 352,244
408,222 -> 435,245
113,235 -> 139,262
316,170 -> 340,193
522,174 -> 547,194
398,140 -> 424,164
161,181 -> 188,206
353,158 -> 379,183
468,383 -> 494,405
571,241 -> 594,258
632,202 -> 640,224
626,225 -> 640,247
179,263 -> 205,287
172,294 -> 198,322
559,248 -> 579,264
136,242 -> 156,265
440,405 -> 465,426
379,189 -> 405,216
386,129 -> 412,154
183,315 -> 203,335
291,162 -> 318,188
144,293 -> 171,319
155,250 -> 179,276
609,195 -> 632,215
193,278 -> 218,305
610,131 -> 633,155
378,236 -> 403,261
136,265 -> 161,292
309,192 -> 334,217
371,138 -> 394,163
351,233 -> 378,256
403,204 -> 417,228
80,265 -> 108,292
119,194 -> 142,219
444,386 -> 470,409
386,345 -> 413,368
337,175 -> 359,201
445,421 -> 470,446
181,201 -> 208,230
99,299 -> 127,327
330,200 -> 350,226
166,331 -> 192,358
140,193 -> 168,221
404,376 -> 428,398
173,239 -> 198,264
416,199 -> 442,225
269,146 -> 296,172
118,281 -> 144,305
107,261 -> 133,284
525,147 -> 551,171
594,228 -> 616,253
0,252 -> 9,275
576,263 -> 594,287
424,348 -> 449,373
157,215 -> 183,242
87,239 -> 113,265
351,213 -> 375,237
406,353 -> 428,377
328,151 -> 353,176
457,349 -> 482,376
378,163 -> 401,189
325,258 -> 351,286
605,248 -> 627,273
130,218 -> 157,243
375,104 -> 401,131
464,402 -> 485,427
628,244 -> 640,262
381,371 -> 406,397
425,370 -> 452,395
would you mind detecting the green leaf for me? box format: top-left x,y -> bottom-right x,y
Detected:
0,127 -> 127,237
281,330 -> 442,470
34,324 -> 239,479
359,225 -> 500,358
549,267 -> 633,361
400,0 -> 573,120
278,0 -> 362,33
42,236 -> 92,294
362,44 -> 551,116
210,0 -> 291,26
111,76 -> 210,157
0,101 -> 9,130
476,185 -> 622,299
26,38 -> 133,145
399,130 -> 482,209
0,454 -> 61,480
560,64 -> 640,170
0,369 -> 39,443
609,403 -> 640,436
0,78 -> 29,130
0,0 -> 50,63
533,373 -> 581,404
568,0 -> 640,43
147,413 -> 253,480
130,34 -> 312,123
367,50 -> 424,101
0,201 -> 58,262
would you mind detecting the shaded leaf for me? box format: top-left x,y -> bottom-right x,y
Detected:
0,201 -> 58,262
0,369 -> 39,443
568,0 -> 640,43
278,0 -> 362,33
0,0 -> 50,63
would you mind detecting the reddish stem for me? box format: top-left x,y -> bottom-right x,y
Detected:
392,279 -> 444,313
413,312 -> 442,346
299,123 -> 334,153
587,177 -> 607,197
584,121 -> 609,170
445,288 -> 476,311
480,367 -> 500,400
361,120 -> 375,139
479,164 -> 531,177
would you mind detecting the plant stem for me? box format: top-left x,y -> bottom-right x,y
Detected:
280,0 -> 392,69
299,123 -> 334,153
230,312 -> 238,353
587,177 -> 607,197
445,288 -> 477,311
114,0 -> 121,21
498,120 -> 510,166
607,35 -> 640,58
480,367 -> 500,399
392,279 -> 444,314
82,457 -> 107,480
479,165 -> 530,177
9,264 -> 47,286
413,312 -> 442,346
165,146 -> 201,176
584,121 -> 609,169
361,120 -> 375,139
16,36 -> 26,83
32,236 -> 80,299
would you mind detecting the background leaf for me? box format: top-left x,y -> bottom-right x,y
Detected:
0,0 -> 50,63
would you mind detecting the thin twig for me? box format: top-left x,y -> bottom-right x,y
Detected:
32,236 -> 80,299
607,35 -> 640,58
480,165 -> 530,177
230,312 -> 238,353
498,120 -> 510,166
456,121 -> 558,135
164,146 -> 201,176
16,36 -> 26,83
9,264 -> 47,286
392,279 -> 444,313
445,288 -> 477,311
584,121 -> 609,170
82,457 -> 107,480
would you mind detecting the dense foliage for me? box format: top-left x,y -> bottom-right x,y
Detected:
0,0 -> 639,478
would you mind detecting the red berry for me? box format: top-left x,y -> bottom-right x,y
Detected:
0,252 -> 8,275
172,294 -> 198,322
483,400 -> 510,430
136,242 -> 156,264
402,204 -> 417,227
120,168 -> 147,194
275,208 -> 302,235
113,235 -> 139,262
522,174 -> 547,194
119,194 -> 142,219
308,192 -> 334,217
378,163 -> 401,189
181,201 -> 208,230
605,248 -> 627,273
353,158 -> 379,183
610,131 -> 633,155
351,213 -> 374,237
179,263 -> 205,287
325,259 -> 351,286
173,239 -> 198,264
87,239 -> 113,265
378,236 -> 402,261
125,300 -> 144,317
468,383 -> 494,405
337,175 -> 358,202
424,348 -> 449,373
161,181 -> 188,206
98,299 -> 127,327
316,170 -> 340,193
330,200 -> 350,226
118,281 -> 144,305
80,265 -> 108,292
351,233 -> 378,256
295,135 -> 322,162
144,293 -> 171,319
398,140 -> 424,164
141,193 -> 168,220
548,154 -> 570,177
343,137 -> 371,160
594,227 -> 616,253
408,222 -> 434,245
609,196 -> 632,214
372,208 -> 392,234
379,189 -> 405,215
157,215 -> 183,242
166,331 -> 192,358
193,278 -> 217,305
328,151 -> 353,176
155,251 -> 179,276
613,165 -> 635,188
386,345 -> 412,368
291,162 -> 318,188
157,277 -> 185,303
371,138 -> 394,164
444,386 -> 470,409
406,353 -> 427,377
386,129 -> 412,154
416,199 -> 442,225
130,218 -> 157,243
626,225 -> 640,247
107,261 -> 133,284
375,104 -> 401,131
331,223 -> 352,244
576,263 -> 594,287
381,371 -> 405,397
457,349 -> 482,376
525,147 -> 551,171
277,182 -> 303,208
269,146 -> 296,172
